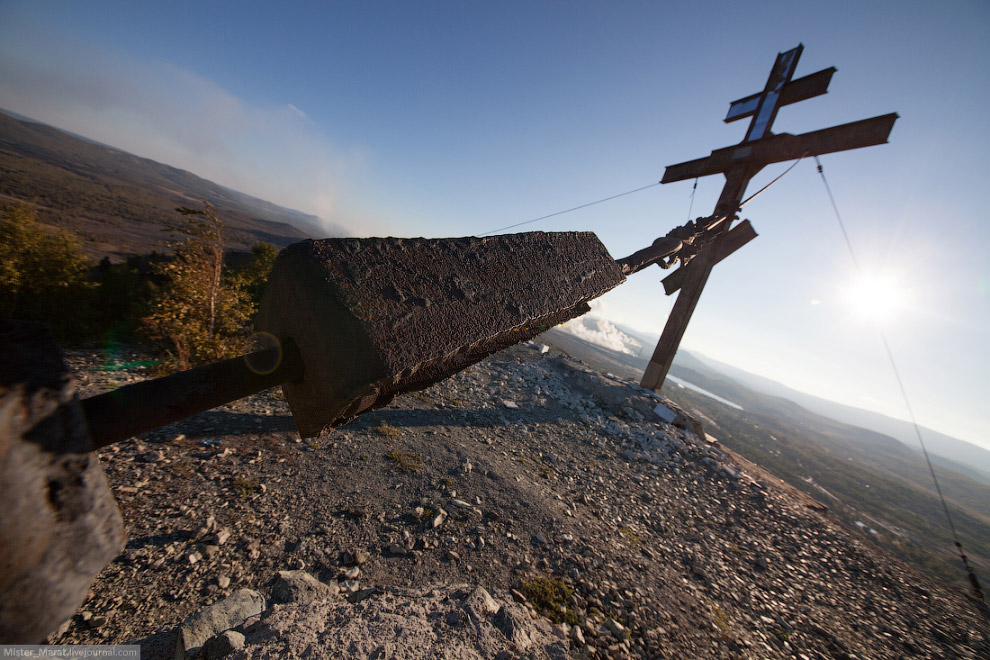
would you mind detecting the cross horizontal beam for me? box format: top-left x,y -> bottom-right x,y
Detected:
725,67 -> 836,123
661,220 -> 758,295
662,113 -> 898,183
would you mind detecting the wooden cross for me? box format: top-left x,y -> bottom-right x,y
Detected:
640,44 -> 898,391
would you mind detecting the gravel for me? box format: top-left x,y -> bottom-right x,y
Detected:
52,342 -> 988,659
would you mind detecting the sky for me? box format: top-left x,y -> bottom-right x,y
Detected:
1,1 -> 988,450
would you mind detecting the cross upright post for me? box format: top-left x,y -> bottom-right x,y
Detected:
640,45 -> 897,392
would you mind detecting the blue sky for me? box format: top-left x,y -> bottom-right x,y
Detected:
1,1 -> 988,450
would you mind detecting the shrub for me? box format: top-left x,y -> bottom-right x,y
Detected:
233,477 -> 260,499
236,241 -> 279,303
140,203 -> 254,371
0,202 -> 95,340
91,254 -> 162,341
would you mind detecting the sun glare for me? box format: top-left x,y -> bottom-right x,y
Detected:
842,271 -> 910,323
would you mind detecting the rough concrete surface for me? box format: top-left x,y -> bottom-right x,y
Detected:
257,233 -> 624,436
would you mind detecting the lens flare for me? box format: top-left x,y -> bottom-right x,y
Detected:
842,271 -> 910,323
244,332 -> 282,375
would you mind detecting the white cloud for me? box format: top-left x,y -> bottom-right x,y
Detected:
286,104 -> 308,120
0,25 -> 356,236
560,316 -> 642,355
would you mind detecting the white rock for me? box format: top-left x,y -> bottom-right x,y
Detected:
175,589 -> 264,660
653,403 -> 676,423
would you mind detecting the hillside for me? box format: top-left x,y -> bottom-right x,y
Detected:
664,362 -> 990,590
53,342 -> 988,658
683,352 -> 990,483
595,322 -> 990,484
0,110 -> 345,261
541,329 -> 990,592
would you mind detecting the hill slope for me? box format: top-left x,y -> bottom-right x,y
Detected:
54,342 -> 988,658
664,360 -> 990,590
685,351 -> 990,482
540,329 -> 990,591
0,110 -> 346,260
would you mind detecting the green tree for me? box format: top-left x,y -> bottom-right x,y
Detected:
140,203 -> 254,371
236,241 -> 279,303
91,254 -> 161,342
0,202 -> 94,340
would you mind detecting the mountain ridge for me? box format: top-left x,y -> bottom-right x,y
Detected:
0,109 -> 346,260
53,342 -> 989,658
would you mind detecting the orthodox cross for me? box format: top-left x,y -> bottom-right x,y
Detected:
640,44 -> 898,391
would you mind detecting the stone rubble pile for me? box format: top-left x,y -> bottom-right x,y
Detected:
50,343 -> 988,660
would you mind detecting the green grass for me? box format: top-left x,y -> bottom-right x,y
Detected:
520,576 -> 579,625
374,424 -> 403,438
708,600 -> 731,635
619,526 -> 643,547
232,477 -> 259,499
386,449 -> 424,473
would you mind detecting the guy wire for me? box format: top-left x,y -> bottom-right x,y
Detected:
814,155 -> 988,618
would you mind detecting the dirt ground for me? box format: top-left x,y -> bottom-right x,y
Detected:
53,341 -> 988,659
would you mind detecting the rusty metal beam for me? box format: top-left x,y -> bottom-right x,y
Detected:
81,340 -> 304,449
616,236 -> 683,276
641,165 -> 756,391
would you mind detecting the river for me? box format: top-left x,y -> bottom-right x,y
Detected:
667,375 -> 744,410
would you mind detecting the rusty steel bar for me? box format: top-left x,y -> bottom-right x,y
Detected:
615,214 -> 734,276
81,339 -> 304,449
615,236 -> 683,276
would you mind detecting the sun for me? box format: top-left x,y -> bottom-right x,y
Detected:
842,270 -> 910,323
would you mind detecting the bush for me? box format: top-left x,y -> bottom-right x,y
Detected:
0,200 -> 279,359
0,202 -> 95,340
236,241 -> 279,303
140,203 -> 254,372
91,254 -> 163,342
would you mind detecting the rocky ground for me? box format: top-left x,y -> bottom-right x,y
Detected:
53,341 -> 988,659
